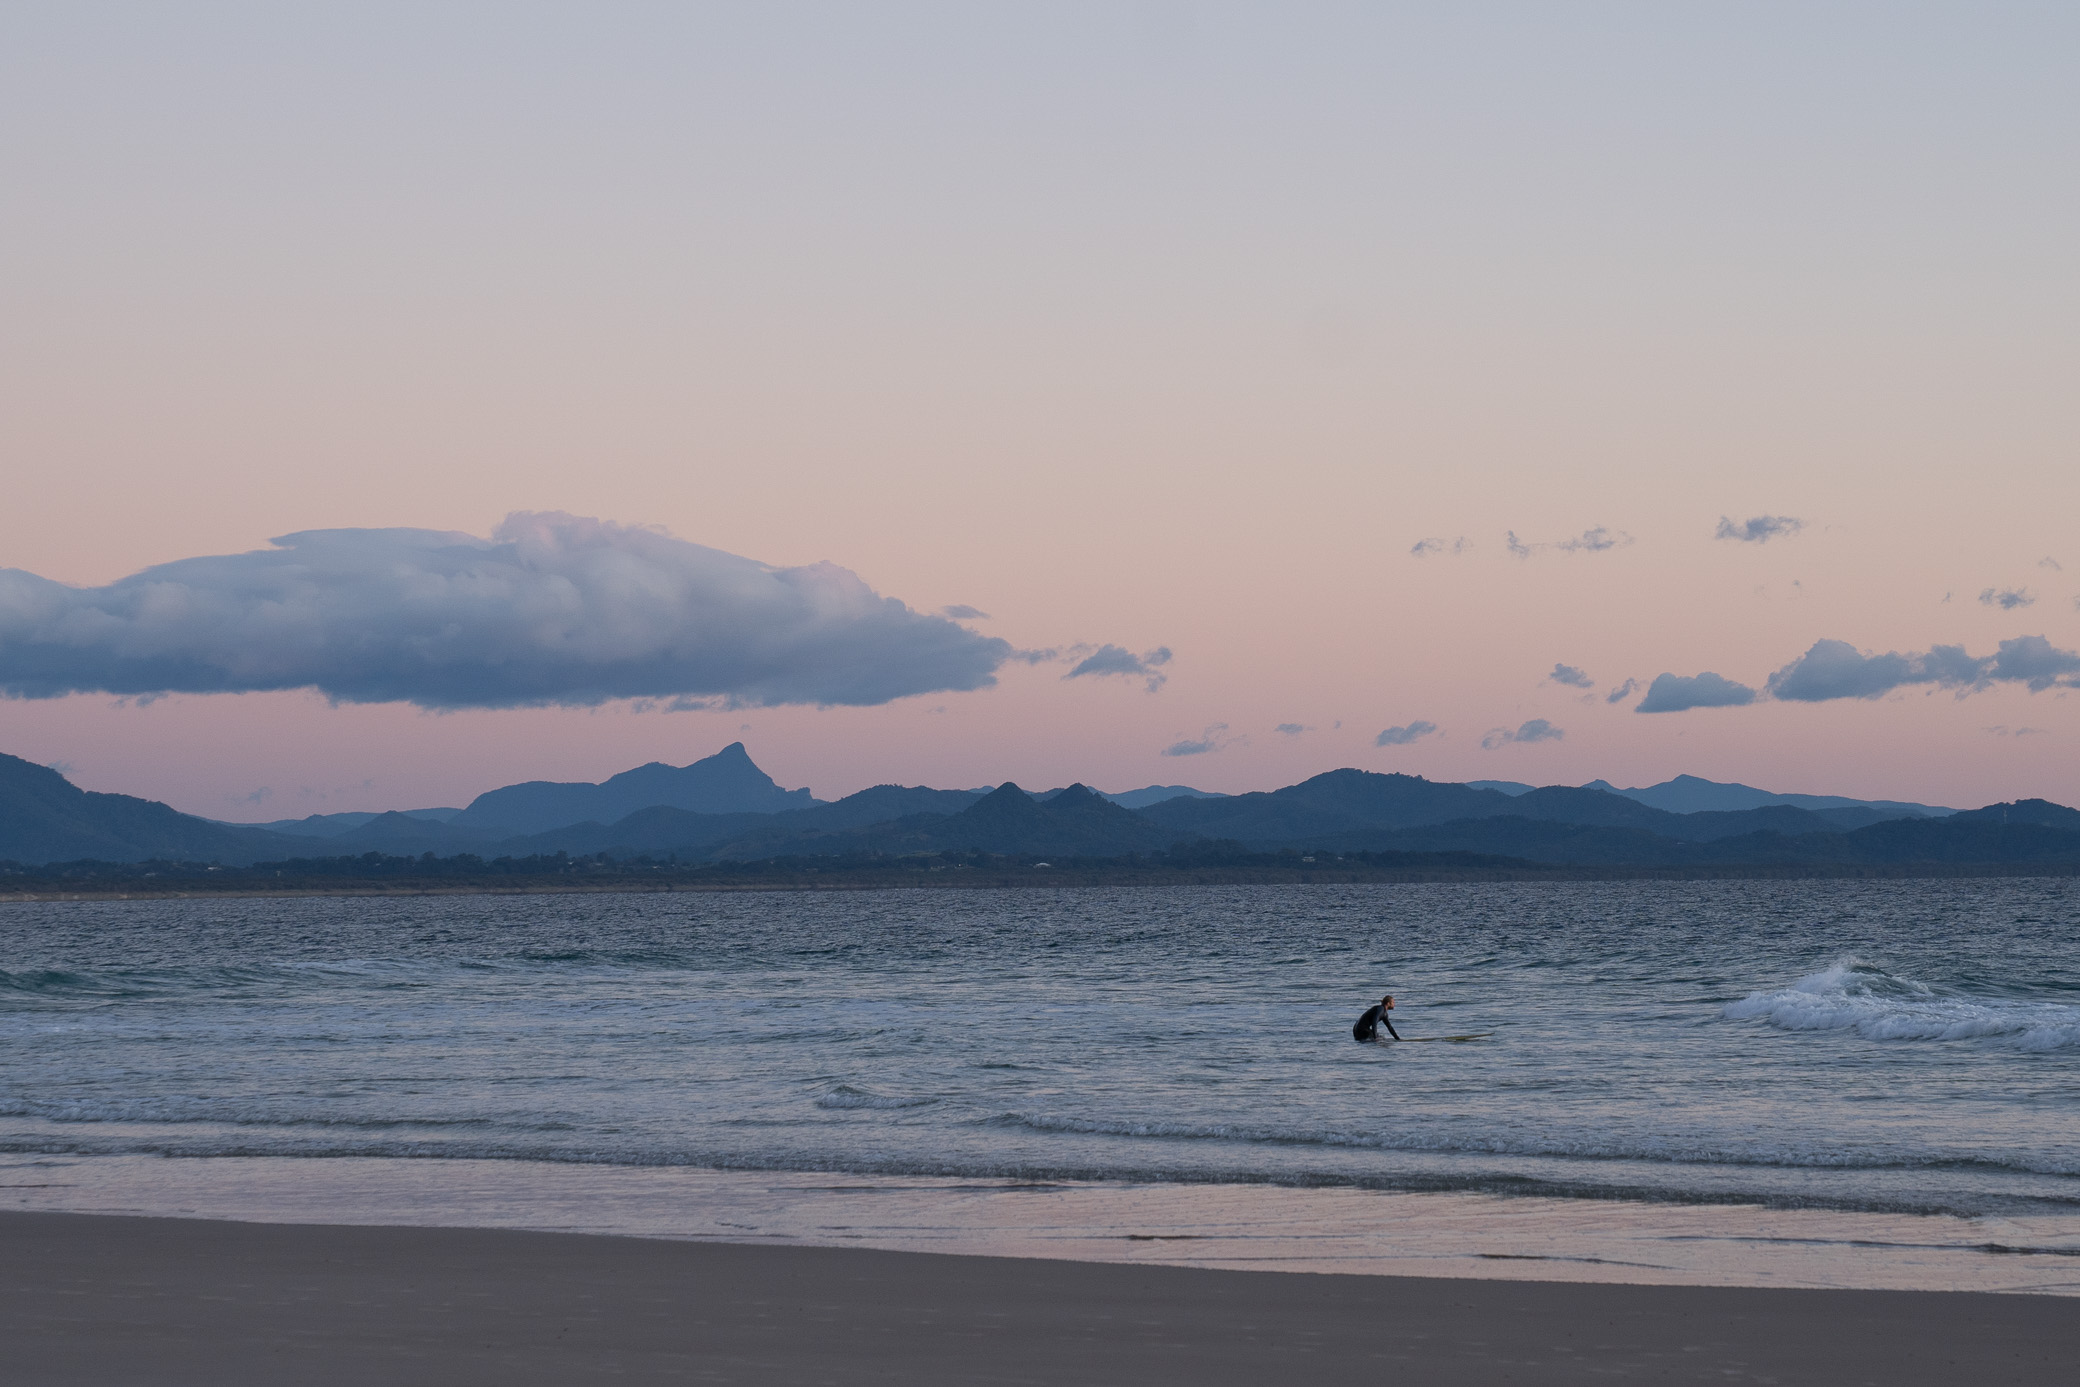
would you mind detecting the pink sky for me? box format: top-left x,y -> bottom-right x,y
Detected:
3,6 -> 2075,817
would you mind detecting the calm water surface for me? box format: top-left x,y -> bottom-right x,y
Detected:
3,880 -> 2076,1217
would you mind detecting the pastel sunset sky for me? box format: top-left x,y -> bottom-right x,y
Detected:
3,4 -> 2076,816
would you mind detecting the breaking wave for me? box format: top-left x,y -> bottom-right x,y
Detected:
814,1086 -> 939,1111
1724,957 -> 2080,1050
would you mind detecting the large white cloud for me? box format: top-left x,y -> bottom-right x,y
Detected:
0,513 -> 1013,709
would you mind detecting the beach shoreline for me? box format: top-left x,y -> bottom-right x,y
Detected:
10,1153 -> 2080,1295
8,1208 -> 2076,1385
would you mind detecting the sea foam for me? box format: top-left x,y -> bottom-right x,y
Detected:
1725,957 -> 2080,1050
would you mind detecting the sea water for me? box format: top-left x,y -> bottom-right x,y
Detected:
5,880 -> 2079,1288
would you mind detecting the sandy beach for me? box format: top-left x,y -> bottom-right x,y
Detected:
7,1209 -> 2075,1386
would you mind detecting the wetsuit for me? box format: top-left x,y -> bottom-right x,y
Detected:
1353,1004 -> 1400,1042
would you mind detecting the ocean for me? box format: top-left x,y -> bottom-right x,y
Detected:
6,880 -> 2080,1288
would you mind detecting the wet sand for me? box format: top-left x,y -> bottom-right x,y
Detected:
6,1210 -> 2075,1385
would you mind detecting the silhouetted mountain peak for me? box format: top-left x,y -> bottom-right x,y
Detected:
959,783 -> 1047,822
451,743 -> 818,834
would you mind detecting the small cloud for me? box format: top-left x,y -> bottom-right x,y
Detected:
1984,725 -> 2047,737
233,786 -> 274,805
1063,644 -> 1173,692
1274,722 -> 1310,736
1715,515 -> 1804,544
1008,647 -> 1061,664
1635,671 -> 1758,713
1556,527 -> 1627,553
1375,720 -> 1439,747
1979,587 -> 2036,610
1162,723 -> 1234,757
1480,719 -> 1563,750
44,759 -> 75,776
1548,663 -> 1594,689
2040,557 -> 2063,572
1604,678 -> 1640,705
1507,527 -> 1632,559
1410,536 -> 1470,558
940,604 -> 990,620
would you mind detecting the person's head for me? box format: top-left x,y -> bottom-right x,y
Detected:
1381,994 -> 1394,1009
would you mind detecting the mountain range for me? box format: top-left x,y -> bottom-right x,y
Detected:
3,745 -> 2074,874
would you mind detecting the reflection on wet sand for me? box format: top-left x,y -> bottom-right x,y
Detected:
11,1153 -> 2080,1294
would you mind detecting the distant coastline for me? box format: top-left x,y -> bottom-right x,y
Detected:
5,848 -> 2076,902
8,744 -> 2078,894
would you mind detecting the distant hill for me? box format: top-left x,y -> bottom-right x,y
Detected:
1946,799 -> 2080,831
1291,811 -> 2080,869
319,813 -> 502,856
232,808 -> 464,838
0,753 -> 294,865
449,742 -> 818,835
1588,774 -> 1955,819
1098,785 -> 1227,809
493,807 -> 781,860
874,783 -> 1177,857
710,783 -> 1177,861
1138,770 -> 1525,843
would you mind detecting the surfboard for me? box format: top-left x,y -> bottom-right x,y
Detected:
1390,1033 -> 1492,1043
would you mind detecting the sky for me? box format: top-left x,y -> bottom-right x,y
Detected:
3,2 -> 2077,817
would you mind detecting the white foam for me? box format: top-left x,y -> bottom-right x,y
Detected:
814,1086 -> 938,1110
1726,957 -> 2080,1050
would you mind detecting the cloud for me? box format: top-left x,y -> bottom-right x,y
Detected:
1979,587 -> 2035,610
1715,515 -> 1805,544
1274,722 -> 1309,736
1548,663 -> 1594,689
2040,557 -> 2063,572
1374,720 -> 1439,747
0,513 -> 1014,710
1988,635 -> 2080,690
1480,719 -> 1563,750
1764,640 -> 1949,701
1507,527 -> 1632,559
1634,671 -> 1758,713
1985,725 -> 2047,737
1162,723 -> 1233,757
939,604 -> 990,620
1558,528 -> 1627,554
1063,644 -> 1172,692
1410,536 -> 1470,558
1604,678 -> 1640,705
1765,635 -> 2080,701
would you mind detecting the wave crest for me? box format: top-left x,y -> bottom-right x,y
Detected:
815,1086 -> 938,1111
1725,957 -> 2080,1050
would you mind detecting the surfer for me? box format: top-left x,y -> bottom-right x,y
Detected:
1352,994 -> 1400,1042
